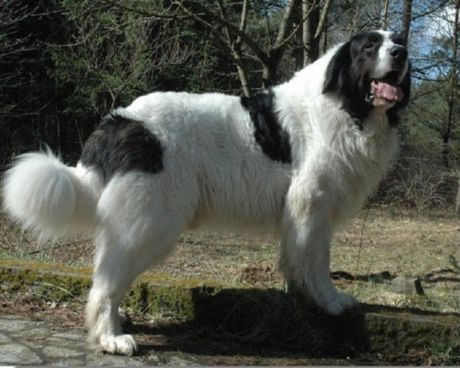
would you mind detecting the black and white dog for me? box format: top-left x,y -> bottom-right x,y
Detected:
3,30 -> 410,355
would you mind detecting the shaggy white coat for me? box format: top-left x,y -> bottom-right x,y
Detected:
3,31 -> 403,356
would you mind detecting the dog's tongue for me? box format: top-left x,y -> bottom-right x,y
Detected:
371,80 -> 404,102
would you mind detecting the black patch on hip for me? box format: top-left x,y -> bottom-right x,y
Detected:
241,91 -> 291,164
81,113 -> 164,183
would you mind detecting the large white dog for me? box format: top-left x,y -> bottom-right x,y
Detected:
3,30 -> 410,355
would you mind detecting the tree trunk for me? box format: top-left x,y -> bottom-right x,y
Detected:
262,54 -> 282,89
295,19 -> 304,70
176,0 -> 314,89
382,0 -> 390,30
263,0 -> 301,87
401,0 -> 412,44
303,0 -> 320,65
216,0 -> 251,96
302,0 -> 333,65
441,0 -> 459,169
233,50 -> 252,97
456,171 -> 460,214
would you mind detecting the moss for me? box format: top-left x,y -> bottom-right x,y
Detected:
123,283 -> 221,319
0,258 -> 92,277
138,272 -> 222,289
365,311 -> 460,364
125,283 -> 194,319
426,342 -> 460,365
0,267 -> 91,303
1,264 -> 459,365
0,265 -> 213,319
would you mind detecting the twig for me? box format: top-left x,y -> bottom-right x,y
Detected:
37,282 -> 85,306
101,0 -> 182,19
355,207 -> 371,277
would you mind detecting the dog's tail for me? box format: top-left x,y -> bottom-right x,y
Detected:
2,150 -> 102,240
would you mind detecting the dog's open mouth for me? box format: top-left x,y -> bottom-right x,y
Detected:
370,80 -> 404,102
366,72 -> 404,105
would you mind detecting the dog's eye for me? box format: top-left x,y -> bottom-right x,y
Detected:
364,42 -> 374,49
391,33 -> 406,46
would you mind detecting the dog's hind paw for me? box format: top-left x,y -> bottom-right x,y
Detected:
323,292 -> 358,315
100,334 -> 137,356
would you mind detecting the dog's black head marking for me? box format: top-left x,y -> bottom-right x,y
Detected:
323,30 -> 411,128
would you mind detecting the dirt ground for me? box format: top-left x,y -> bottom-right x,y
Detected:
1,207 -> 460,365
1,208 -> 459,313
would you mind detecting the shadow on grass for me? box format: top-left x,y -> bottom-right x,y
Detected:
130,288 -> 370,359
1,266 -> 457,363
128,287 -> 460,364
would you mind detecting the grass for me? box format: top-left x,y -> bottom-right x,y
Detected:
1,265 -> 458,365
1,207 -> 459,313
1,207 -> 459,365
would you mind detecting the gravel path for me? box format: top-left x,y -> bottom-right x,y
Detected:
0,314 -> 195,366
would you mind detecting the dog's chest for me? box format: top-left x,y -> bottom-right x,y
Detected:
335,118 -> 398,210
357,116 -> 398,170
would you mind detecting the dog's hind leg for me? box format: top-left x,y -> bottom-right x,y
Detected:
85,174 -> 191,355
86,230 -> 181,355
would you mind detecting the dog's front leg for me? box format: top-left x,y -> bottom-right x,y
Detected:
279,177 -> 357,315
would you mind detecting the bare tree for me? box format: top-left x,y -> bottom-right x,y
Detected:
401,0 -> 413,44
0,0 -> 37,118
382,0 -> 390,29
104,0 -> 333,92
217,0 -> 251,96
173,0 -> 332,91
444,0 -> 459,168
302,0 -> 333,65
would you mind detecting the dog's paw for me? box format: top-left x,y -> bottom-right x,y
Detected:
100,334 -> 137,356
323,292 -> 358,315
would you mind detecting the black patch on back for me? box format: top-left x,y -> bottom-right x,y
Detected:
81,113 -> 164,183
241,91 -> 291,164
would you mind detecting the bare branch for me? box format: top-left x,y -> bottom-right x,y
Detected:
382,0 -> 390,30
216,0 -> 252,96
274,0 -> 301,47
315,0 -> 333,39
101,0 -> 181,19
401,0 -> 412,44
174,0 -> 268,63
238,0 -> 249,37
443,0 -> 459,167
274,0 -> 317,54
410,0 -> 451,21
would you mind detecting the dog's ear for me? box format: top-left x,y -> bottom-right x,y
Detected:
322,42 -> 351,94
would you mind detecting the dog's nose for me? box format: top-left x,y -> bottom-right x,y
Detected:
390,45 -> 408,61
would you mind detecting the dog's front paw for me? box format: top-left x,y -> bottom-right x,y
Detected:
323,292 -> 358,315
100,334 -> 137,356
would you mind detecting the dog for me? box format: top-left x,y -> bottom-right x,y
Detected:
3,30 -> 410,355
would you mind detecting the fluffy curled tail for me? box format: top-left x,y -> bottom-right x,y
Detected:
2,151 -> 101,240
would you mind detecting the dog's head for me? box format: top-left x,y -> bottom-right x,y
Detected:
323,30 -> 411,126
